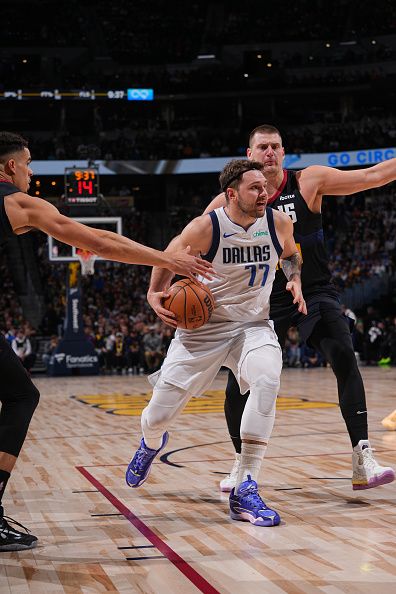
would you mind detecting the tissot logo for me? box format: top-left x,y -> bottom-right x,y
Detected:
280,194 -> 295,200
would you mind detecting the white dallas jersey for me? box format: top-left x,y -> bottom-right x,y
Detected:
200,207 -> 283,323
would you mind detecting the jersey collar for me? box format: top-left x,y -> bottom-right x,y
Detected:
267,170 -> 288,205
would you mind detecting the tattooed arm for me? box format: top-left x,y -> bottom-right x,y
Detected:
281,251 -> 302,282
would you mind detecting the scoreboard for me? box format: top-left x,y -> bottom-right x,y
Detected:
64,167 -> 99,205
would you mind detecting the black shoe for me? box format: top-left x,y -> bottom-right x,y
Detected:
0,506 -> 38,551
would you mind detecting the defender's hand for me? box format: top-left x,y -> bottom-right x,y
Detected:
167,246 -> 215,281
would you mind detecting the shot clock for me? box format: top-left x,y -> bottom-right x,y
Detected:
64,167 -> 99,205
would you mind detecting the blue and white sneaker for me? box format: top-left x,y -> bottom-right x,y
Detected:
126,432 -> 169,488
229,475 -> 280,526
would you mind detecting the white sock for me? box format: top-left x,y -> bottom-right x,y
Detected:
144,435 -> 165,450
236,441 -> 267,489
229,453 -> 241,477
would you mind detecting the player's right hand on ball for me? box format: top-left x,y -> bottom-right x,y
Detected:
147,290 -> 178,328
168,246 -> 216,281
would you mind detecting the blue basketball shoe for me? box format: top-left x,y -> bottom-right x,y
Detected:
126,432 -> 169,488
229,475 -> 280,526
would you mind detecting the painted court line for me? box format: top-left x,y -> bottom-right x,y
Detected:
76,466 -> 221,594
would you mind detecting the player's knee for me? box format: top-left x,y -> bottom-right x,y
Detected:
252,373 -> 280,397
142,379 -> 189,436
249,375 -> 279,417
328,339 -> 358,374
11,382 -> 40,419
27,383 -> 40,413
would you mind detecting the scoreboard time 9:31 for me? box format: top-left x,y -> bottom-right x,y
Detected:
64,167 -> 99,204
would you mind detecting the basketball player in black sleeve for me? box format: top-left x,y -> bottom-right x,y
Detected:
201,124 -> 396,492
0,131 -> 215,551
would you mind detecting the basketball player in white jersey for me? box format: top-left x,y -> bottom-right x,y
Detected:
126,159 -> 306,526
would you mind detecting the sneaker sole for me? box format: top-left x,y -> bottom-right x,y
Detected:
126,432 -> 169,488
230,510 -> 280,527
352,469 -> 395,490
0,540 -> 38,552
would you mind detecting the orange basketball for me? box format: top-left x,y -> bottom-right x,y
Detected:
162,278 -> 215,329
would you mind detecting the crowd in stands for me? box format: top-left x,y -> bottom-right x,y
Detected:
37,258 -> 173,375
23,107 -> 396,162
323,189 -> 396,290
0,1 -> 86,48
96,0 -> 206,65
3,0 -> 395,164
3,50 -> 394,97
220,0 -> 396,44
284,310 -> 396,369
35,209 -> 174,374
2,1 -> 395,57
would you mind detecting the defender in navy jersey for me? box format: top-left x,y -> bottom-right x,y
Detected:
127,159 -> 306,527
202,124 -> 396,493
0,131 -> 214,551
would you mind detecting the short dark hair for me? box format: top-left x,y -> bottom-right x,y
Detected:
219,159 -> 263,194
249,124 -> 282,148
0,131 -> 29,161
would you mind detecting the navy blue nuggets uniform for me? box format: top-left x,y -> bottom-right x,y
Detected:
268,170 -> 344,347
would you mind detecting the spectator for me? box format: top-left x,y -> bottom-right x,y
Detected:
113,332 -> 126,374
104,327 -> 116,373
94,326 -> 107,372
142,326 -> 163,372
125,329 -> 143,375
4,326 -> 16,344
300,344 -> 325,368
11,329 -> 36,372
285,326 -> 301,367
365,321 -> 383,365
42,335 -> 59,370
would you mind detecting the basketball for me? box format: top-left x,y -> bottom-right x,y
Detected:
162,278 -> 215,329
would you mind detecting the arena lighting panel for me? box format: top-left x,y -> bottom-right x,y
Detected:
1,89 -> 154,100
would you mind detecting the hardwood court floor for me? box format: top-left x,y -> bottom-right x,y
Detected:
1,366 -> 396,593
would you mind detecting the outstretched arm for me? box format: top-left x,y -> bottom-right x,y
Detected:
300,158 -> 396,203
5,193 -> 215,279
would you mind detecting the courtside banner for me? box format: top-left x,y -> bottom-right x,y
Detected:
31,147 -> 396,175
